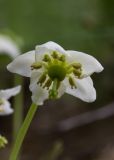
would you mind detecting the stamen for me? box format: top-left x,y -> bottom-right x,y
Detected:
59,55 -> 65,62
43,54 -> 51,62
72,63 -> 82,69
31,62 -> 42,70
37,52 -> 83,99
37,73 -> 47,86
51,51 -> 59,59
43,78 -> 52,89
73,69 -> 82,77
69,76 -> 77,89
66,66 -> 73,74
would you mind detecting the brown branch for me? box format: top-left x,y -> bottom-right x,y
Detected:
55,102 -> 114,132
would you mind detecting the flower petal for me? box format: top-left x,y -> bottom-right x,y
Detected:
29,71 -> 48,105
0,85 -> 21,100
65,77 -> 96,102
0,100 -> 13,115
66,50 -> 104,76
35,41 -> 66,62
58,83 -> 66,98
29,83 -> 48,105
7,51 -> 35,77
0,35 -> 20,59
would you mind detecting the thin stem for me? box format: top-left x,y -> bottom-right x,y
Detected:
13,75 -> 23,140
9,103 -> 38,160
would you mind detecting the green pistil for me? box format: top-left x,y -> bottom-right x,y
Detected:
48,64 -> 67,81
49,79 -> 59,99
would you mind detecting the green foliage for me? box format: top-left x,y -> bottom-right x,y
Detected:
1,0 -> 113,57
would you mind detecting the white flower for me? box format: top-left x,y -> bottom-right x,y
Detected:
0,86 -> 21,115
7,41 -> 103,105
0,35 -> 20,59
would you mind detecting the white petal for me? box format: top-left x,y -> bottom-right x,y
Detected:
7,51 -> 35,77
66,50 -> 104,76
0,100 -> 13,115
65,77 -> 96,102
0,85 -> 21,100
30,70 -> 43,87
58,83 -> 66,98
0,35 -> 20,59
29,83 -> 48,106
35,41 -> 66,62
29,71 -> 48,105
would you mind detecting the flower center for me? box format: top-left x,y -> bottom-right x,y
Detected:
48,64 -> 66,81
31,51 -> 82,99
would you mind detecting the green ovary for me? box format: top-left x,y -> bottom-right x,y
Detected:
48,64 -> 67,81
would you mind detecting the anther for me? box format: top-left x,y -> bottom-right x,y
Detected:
43,54 -> 51,62
69,77 -> 77,89
37,74 -> 47,86
72,63 -> 82,69
31,62 -> 42,70
73,69 -> 82,77
51,51 -> 59,59
43,78 -> 52,89
59,55 -> 65,62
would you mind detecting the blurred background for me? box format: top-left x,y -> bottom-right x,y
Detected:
0,0 -> 114,159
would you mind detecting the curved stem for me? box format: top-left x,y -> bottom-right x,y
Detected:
9,103 -> 38,160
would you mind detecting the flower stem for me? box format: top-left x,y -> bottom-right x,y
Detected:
13,75 -> 23,141
9,103 -> 38,160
